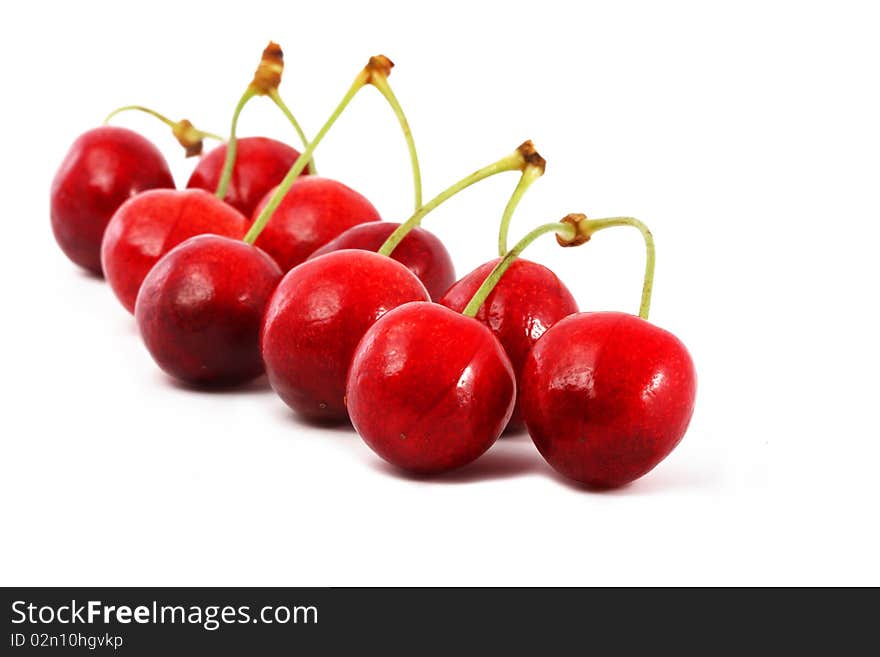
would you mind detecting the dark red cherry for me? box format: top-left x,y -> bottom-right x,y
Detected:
440,258 -> 578,429
50,126 -> 175,274
309,222 -> 455,301
135,234 -> 282,386
101,189 -> 248,313
249,176 -> 381,272
347,302 -> 515,474
261,250 -> 429,421
520,311 -> 697,488
186,136 -> 308,216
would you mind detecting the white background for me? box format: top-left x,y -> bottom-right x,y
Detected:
1,0 -> 878,586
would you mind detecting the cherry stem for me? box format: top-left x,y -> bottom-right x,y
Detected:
104,105 -> 223,157
577,216 -> 655,320
217,41 -> 316,187
369,72 -> 422,210
105,105 -> 171,128
497,162 -> 544,256
215,88 -> 256,200
243,70 -> 370,245
268,89 -> 316,174
103,105 -> 223,141
462,222 -> 575,317
377,142 -> 539,257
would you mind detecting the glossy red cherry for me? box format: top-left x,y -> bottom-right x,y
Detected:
309,222 -> 455,301
261,250 -> 430,421
186,136 -> 309,216
440,258 -> 578,429
50,126 -> 175,274
520,311 -> 697,488
101,189 -> 248,313
135,235 -> 282,386
348,302 -> 515,473
249,177 -> 381,272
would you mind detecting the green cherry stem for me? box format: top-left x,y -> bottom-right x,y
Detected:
462,222 -> 575,317
268,88 -> 315,173
243,69 -> 371,245
463,214 -> 656,320
497,157 -> 545,256
217,41 -> 315,198
367,59 -> 422,210
377,140 -> 542,257
103,105 -> 223,157
215,88 -> 256,199
106,105 -> 170,129
577,216 -> 655,320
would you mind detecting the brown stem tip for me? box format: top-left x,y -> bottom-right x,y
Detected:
249,41 -> 284,95
556,213 -> 590,247
171,119 -> 204,157
365,54 -> 394,82
517,140 -> 547,174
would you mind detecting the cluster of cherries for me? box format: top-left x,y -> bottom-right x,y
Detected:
50,44 -> 696,489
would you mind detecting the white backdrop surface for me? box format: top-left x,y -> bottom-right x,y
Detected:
0,0 -> 877,585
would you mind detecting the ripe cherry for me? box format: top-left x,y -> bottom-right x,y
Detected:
259,138 -> 548,421
309,222 -> 455,301
440,258 -> 577,428
186,137 -> 308,217
135,235 -> 282,386
504,212 -> 697,488
521,311 -> 696,488
50,126 -> 175,274
347,302 -> 515,473
101,189 -> 248,313
261,250 -> 430,421
249,176 -> 382,271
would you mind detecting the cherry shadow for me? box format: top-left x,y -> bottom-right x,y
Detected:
545,463 -> 717,496
164,373 -> 275,396
368,439 -> 545,484
285,409 -> 356,434
500,424 -> 528,438
75,267 -> 104,283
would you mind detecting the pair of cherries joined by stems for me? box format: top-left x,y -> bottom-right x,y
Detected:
49,44 -> 696,489
348,213 -> 696,487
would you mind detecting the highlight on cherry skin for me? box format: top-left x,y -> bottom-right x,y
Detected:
249,176 -> 382,272
101,189 -> 249,313
135,234 -> 283,387
260,249 -> 431,422
346,302 -> 516,474
520,311 -> 697,489
440,258 -> 578,429
310,222 -> 455,301
50,126 -> 175,274
186,136 -> 309,217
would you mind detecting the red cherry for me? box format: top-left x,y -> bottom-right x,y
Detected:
249,176 -> 382,271
101,189 -> 248,313
261,250 -> 430,421
310,222 -> 455,301
520,311 -> 697,488
347,302 -> 515,474
135,235 -> 282,386
50,126 -> 175,274
440,258 -> 578,429
186,136 -> 309,216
